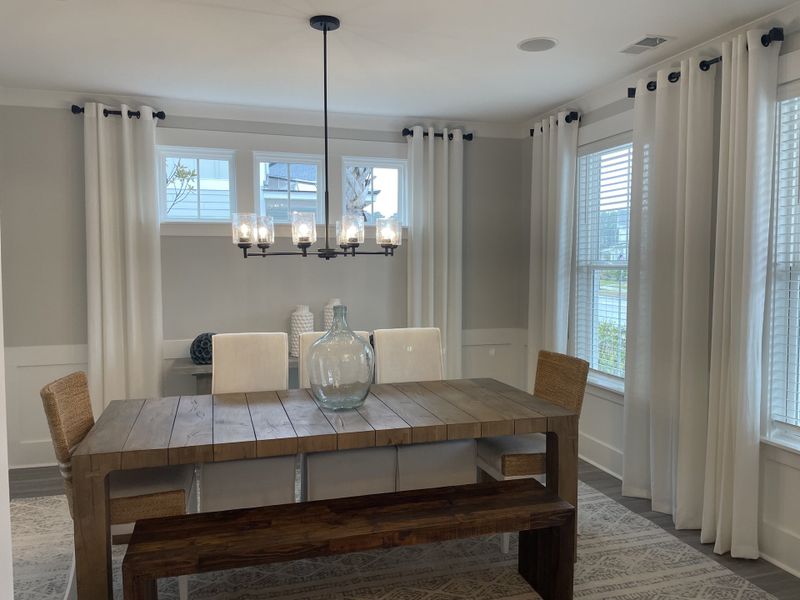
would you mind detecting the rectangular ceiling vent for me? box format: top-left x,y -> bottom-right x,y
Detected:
621,35 -> 671,54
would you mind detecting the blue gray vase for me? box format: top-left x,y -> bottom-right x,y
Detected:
190,333 -> 215,365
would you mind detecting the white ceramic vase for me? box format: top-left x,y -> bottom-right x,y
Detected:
289,305 -> 314,358
323,298 -> 342,330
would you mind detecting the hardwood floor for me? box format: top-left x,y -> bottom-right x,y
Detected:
8,461 -> 800,599
9,465 -> 62,499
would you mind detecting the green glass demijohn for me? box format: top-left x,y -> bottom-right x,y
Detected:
308,305 -> 374,410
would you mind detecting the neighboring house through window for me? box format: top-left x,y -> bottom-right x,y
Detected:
255,153 -> 322,224
573,140 -> 633,380
158,147 -> 235,222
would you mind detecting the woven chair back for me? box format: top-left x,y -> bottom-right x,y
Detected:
40,371 -> 95,515
533,351 -> 589,415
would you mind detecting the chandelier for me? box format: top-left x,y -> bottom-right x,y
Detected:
232,15 -> 401,260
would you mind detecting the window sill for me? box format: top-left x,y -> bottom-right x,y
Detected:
762,433 -> 800,459
587,370 -> 625,396
160,222 -> 409,239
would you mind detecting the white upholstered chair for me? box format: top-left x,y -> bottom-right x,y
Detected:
200,332 -> 297,511
373,327 -> 477,492
299,330 -> 397,501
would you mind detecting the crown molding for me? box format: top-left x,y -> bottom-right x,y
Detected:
0,85 -> 527,139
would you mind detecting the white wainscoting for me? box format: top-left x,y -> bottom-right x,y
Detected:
4,344 -> 88,468
579,383 -> 624,478
760,442 -> 800,577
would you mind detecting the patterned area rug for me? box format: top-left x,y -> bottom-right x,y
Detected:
11,482 -> 775,600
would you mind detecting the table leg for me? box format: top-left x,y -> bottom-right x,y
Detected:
518,511 -> 575,600
72,454 -> 113,599
546,415 -> 578,559
123,567 -> 158,600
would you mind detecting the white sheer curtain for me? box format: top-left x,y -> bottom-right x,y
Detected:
527,112 -> 578,391
406,126 -> 464,378
701,30 -> 781,558
622,61 -> 716,528
83,103 -> 163,413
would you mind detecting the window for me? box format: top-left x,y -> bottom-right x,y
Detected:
573,142 -> 633,379
342,158 -> 407,225
768,93 -> 800,439
158,147 -> 234,222
255,153 -> 322,223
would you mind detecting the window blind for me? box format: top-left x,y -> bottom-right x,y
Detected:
769,95 -> 800,429
574,143 -> 633,378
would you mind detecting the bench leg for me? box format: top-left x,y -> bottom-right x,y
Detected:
123,568 -> 158,600
518,513 -> 575,600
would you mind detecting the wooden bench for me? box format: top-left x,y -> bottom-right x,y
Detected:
123,479 -> 576,600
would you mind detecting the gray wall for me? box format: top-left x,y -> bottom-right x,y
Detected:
161,235 -> 407,338
0,106 -> 87,347
462,136 -> 529,330
0,105 -> 529,350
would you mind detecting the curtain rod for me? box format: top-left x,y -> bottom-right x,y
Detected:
529,111 -> 580,137
71,104 -> 166,120
626,26 -> 783,98
401,128 -> 474,141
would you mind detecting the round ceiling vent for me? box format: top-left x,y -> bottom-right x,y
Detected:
517,37 -> 558,52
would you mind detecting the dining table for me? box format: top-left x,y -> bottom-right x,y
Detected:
70,377 -> 578,599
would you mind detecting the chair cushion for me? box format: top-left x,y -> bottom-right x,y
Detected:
305,447 -> 396,501
477,433 -> 547,477
396,440 -> 476,491
109,465 -> 195,525
200,456 -> 296,512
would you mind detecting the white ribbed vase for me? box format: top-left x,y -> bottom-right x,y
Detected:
289,305 -> 314,358
323,298 -> 341,330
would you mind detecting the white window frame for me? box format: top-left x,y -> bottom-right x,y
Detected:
765,80 -> 800,453
157,146 -> 236,223
572,132 -> 633,391
341,156 -> 408,226
253,151 -> 324,224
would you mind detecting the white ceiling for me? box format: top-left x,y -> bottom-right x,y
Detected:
0,0 -> 794,123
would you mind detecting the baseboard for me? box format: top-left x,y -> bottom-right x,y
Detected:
579,431 -> 623,479
760,518 -> 800,577
760,551 -> 800,579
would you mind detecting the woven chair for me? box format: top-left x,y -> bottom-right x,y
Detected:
476,350 -> 589,553
40,371 -> 193,600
